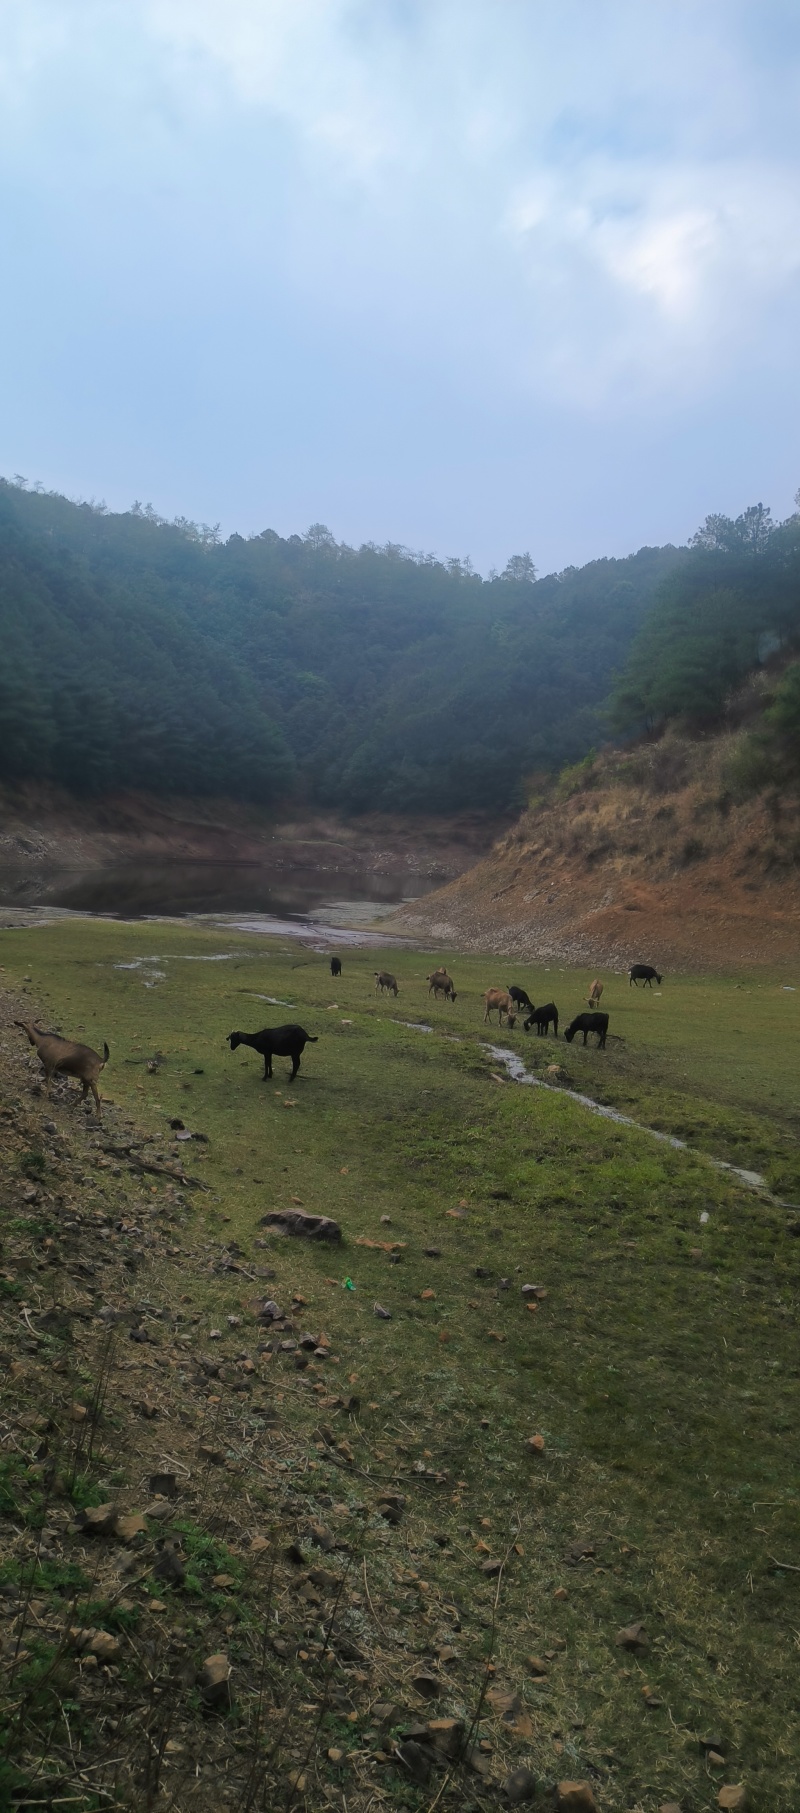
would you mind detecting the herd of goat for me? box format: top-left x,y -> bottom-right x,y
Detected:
14,959 -> 662,1115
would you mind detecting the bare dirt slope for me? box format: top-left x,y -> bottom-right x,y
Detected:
390,731 -> 800,971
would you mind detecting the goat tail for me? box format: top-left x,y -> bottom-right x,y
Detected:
307,1035 -> 319,1043
102,1043 -> 110,1066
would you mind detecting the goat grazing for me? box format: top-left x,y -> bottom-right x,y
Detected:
524,1002 -> 558,1036
227,1024 -> 318,1081
629,965 -> 662,988
508,985 -> 534,1013
588,979 -> 603,1007
330,957 -> 342,978
563,1012 -> 608,1049
483,988 -> 517,1027
427,969 -> 457,1002
374,972 -> 399,996
15,1021 -> 109,1115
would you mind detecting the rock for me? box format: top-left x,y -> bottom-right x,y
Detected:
327,1747 -> 344,1764
90,1630 -> 121,1662
505,1767 -> 537,1803
700,1736 -> 726,1755
556,1784 -> 599,1812
718,1790 -> 747,1812
465,1745 -> 491,1776
526,1655 -> 549,1676
199,1652 -> 232,1710
113,1513 -> 147,1544
615,1621 -> 648,1652
427,1717 -> 464,1758
708,1751 -> 726,1768
259,1208 -> 342,1243
487,1687 -> 523,1720
70,1402 -> 88,1423
76,1503 -> 116,1536
480,1558 -> 503,1575
149,1472 -> 178,1499
527,1433 -> 546,1454
410,1669 -> 441,1698
396,1740 -> 432,1784
658,1804 -> 682,1813
373,1302 -> 392,1319
553,1586 -> 569,1601
376,1491 -> 405,1524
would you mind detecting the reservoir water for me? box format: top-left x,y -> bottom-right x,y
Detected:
0,856 -> 440,922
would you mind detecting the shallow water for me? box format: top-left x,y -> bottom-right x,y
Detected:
485,1043 -> 769,1195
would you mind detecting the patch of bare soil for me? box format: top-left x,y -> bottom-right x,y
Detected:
390,731 -> 800,971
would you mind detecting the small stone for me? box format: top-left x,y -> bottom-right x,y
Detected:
553,1586 -> 569,1601
77,1503 -> 116,1536
718,1790 -> 747,1813
527,1655 -> 549,1676
113,1513 -> 147,1544
199,1652 -> 232,1709
615,1621 -> 648,1652
556,1785 -> 599,1812
212,1573 -> 237,1590
527,1433 -> 546,1454
410,1669 -> 441,1698
505,1767 -> 537,1804
480,1557 -> 503,1575
90,1630 -> 121,1661
70,1402 -> 88,1423
328,1747 -> 344,1764
708,1750 -> 726,1767
658,1804 -> 682,1813
373,1302 -> 392,1319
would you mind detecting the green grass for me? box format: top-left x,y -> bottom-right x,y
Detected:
1,917 -> 799,1807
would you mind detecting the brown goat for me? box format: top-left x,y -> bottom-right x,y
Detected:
15,1021 -> 109,1115
482,988 -> 517,1028
374,971 -> 399,997
427,969 -> 457,1001
588,979 -> 604,1007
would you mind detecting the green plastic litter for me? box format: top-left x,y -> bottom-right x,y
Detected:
343,1277 -> 356,1290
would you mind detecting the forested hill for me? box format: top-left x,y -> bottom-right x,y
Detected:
0,479 -> 685,813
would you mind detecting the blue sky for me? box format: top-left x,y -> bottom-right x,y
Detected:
1,0 -> 799,572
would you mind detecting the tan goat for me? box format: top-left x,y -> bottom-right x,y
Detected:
15,1021 -> 110,1115
482,988 -> 517,1027
588,979 -> 604,1007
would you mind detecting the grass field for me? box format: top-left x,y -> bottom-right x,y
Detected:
1,915 -> 799,1811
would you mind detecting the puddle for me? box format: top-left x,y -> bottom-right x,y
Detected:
248,995 -> 297,1007
485,1044 -> 768,1196
112,958 -> 166,986
392,1019 -> 433,1033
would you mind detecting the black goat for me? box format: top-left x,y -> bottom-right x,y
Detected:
227,1024 -> 318,1081
508,985 -> 534,1012
563,1012 -> 608,1048
330,957 -> 342,977
524,1002 -> 558,1036
629,965 -> 662,987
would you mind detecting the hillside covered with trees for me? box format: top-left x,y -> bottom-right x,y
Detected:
3,479 -> 800,817
0,480 -> 680,814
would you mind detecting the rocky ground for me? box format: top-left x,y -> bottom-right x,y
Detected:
0,986 -> 608,1813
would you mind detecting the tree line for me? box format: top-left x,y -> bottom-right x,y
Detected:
0,479 -> 679,812
4,476 -> 799,815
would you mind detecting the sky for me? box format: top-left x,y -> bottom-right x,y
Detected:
1,0 -> 800,574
